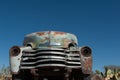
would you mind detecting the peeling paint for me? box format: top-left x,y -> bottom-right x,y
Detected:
80,46 -> 92,74
23,31 -> 78,48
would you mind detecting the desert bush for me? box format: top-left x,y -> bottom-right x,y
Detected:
95,65 -> 120,80
0,65 -> 11,80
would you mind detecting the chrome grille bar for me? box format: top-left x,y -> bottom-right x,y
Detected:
20,48 -> 81,69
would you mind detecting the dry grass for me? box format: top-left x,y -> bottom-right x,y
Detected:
0,75 -> 12,80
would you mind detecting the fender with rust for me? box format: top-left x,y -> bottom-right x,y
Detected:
9,46 -> 32,74
80,46 -> 92,74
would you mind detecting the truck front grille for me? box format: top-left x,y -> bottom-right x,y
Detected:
20,48 -> 81,69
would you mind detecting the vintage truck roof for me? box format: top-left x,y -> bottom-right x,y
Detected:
23,31 -> 78,48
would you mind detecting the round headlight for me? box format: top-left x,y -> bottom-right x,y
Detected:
10,46 -> 21,56
81,46 -> 92,57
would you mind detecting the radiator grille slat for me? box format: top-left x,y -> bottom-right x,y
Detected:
20,49 -> 81,69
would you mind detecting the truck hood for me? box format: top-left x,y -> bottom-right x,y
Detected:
23,31 -> 78,49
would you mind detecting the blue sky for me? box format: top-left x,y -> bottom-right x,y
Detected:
0,0 -> 120,71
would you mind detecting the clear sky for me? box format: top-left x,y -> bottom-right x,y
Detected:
0,0 -> 120,71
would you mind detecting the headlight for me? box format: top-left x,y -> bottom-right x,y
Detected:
10,46 -> 21,56
81,46 -> 92,57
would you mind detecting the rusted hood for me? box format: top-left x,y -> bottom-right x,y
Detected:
23,31 -> 78,49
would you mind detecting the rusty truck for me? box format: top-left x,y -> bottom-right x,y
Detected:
9,31 -> 92,80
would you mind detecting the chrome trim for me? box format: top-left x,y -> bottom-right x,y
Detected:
21,59 -> 66,64
21,49 -> 81,69
22,56 -> 65,61
23,51 -> 66,56
20,64 -> 81,69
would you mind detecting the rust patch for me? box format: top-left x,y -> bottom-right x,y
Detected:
85,58 -> 92,72
37,32 -> 46,36
63,38 -> 71,47
53,31 -> 66,36
82,57 -> 92,74
39,37 -> 50,43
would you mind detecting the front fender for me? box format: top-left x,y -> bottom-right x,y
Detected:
80,46 -> 92,74
81,55 -> 92,74
10,53 -> 22,74
9,46 -> 32,74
